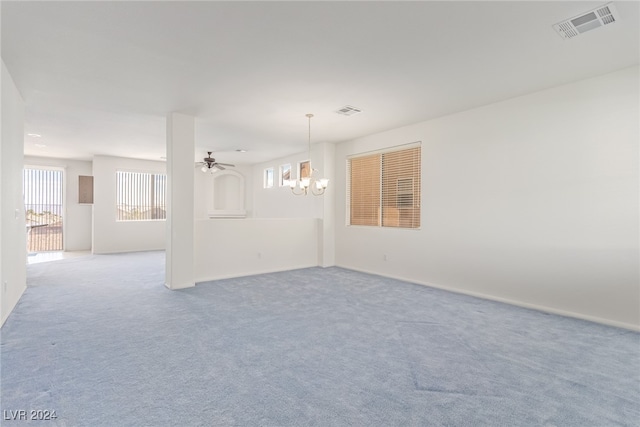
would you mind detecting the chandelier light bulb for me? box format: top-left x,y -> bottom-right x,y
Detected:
290,113 -> 329,196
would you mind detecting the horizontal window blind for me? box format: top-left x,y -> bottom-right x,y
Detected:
116,171 -> 167,221
381,146 -> 421,228
349,153 -> 381,226
348,144 -> 421,229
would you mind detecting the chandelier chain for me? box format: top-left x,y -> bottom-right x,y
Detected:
290,113 -> 328,196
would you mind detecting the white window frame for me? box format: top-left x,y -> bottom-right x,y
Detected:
279,164 -> 291,187
346,142 -> 421,229
116,170 -> 167,222
263,167 -> 274,189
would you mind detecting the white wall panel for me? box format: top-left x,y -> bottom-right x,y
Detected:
1,61 -> 27,326
335,66 -> 639,330
194,218 -> 319,282
92,155 -> 166,254
24,156 -> 92,251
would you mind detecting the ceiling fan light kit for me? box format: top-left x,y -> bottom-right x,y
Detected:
197,151 -> 235,174
290,114 -> 329,196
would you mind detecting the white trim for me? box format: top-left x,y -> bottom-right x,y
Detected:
23,164 -> 66,171
345,140 -> 421,159
208,210 -> 246,218
195,263 -> 319,283
263,167 -> 274,188
336,264 -> 640,332
115,167 -> 165,174
279,163 -> 292,187
0,284 -> 26,327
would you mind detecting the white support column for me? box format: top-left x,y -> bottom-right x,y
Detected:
165,112 -> 195,289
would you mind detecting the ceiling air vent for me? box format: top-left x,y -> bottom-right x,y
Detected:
335,105 -> 362,116
553,3 -> 620,39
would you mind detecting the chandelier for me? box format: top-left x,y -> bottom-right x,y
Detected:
290,114 -> 329,196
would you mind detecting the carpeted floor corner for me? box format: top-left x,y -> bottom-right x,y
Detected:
1,251 -> 638,426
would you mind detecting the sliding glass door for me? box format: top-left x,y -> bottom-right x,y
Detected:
23,167 -> 64,252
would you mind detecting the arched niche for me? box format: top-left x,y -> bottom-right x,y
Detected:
207,169 -> 246,218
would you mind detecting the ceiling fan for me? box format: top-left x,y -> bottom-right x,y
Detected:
196,152 -> 235,173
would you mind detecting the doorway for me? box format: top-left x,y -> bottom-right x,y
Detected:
23,167 -> 64,252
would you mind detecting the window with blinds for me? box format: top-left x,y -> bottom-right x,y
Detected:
347,144 -> 421,229
116,171 -> 167,221
23,168 -> 64,251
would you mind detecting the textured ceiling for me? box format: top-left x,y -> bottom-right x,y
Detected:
2,1 -> 638,164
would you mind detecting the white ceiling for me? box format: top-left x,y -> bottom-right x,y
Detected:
2,1 -> 638,165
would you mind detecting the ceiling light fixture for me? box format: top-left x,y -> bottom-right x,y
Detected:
27,133 -> 42,138
290,114 -> 329,196
197,152 -> 235,174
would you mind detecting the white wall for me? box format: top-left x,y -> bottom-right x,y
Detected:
194,218 -> 319,282
92,155 -> 166,254
1,60 -> 27,326
335,66 -> 639,330
194,165 -> 253,219
24,156 -> 92,251
319,142 -> 335,267
248,144 -> 335,267
252,148 -> 327,219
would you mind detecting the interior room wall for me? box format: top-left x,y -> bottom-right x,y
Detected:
319,142 -> 336,267
92,155 -> 166,254
194,165 -> 254,219
1,60 -> 27,326
23,156 -> 92,251
251,147 -> 328,219
193,152 -> 331,281
194,218 -> 319,282
334,66 -> 639,330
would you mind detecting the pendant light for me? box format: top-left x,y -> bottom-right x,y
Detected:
290,114 -> 329,196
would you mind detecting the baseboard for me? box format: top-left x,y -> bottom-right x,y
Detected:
92,248 -> 165,255
335,264 -> 640,332
164,281 -> 195,290
1,284 -> 27,328
195,263 -> 319,284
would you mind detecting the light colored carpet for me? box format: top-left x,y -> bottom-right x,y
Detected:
1,251 -> 638,426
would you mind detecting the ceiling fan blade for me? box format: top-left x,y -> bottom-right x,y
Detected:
217,163 -> 235,167
215,164 -> 226,170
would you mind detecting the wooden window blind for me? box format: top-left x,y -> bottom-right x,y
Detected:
348,145 -> 421,229
349,153 -> 381,226
116,171 -> 167,221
